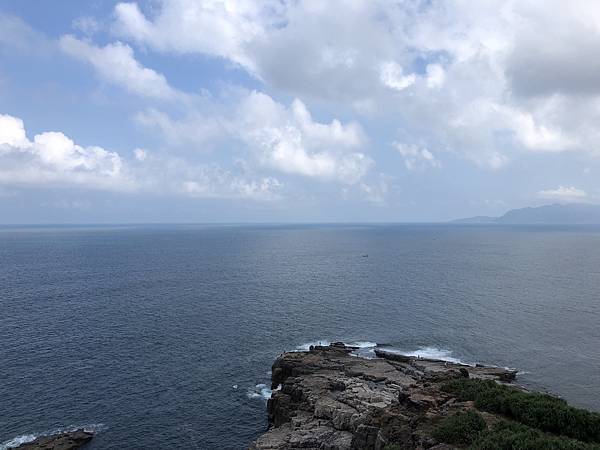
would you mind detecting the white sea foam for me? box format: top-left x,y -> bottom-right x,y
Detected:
379,346 -> 464,364
0,434 -> 37,450
349,341 -> 377,348
294,341 -> 473,365
404,346 -> 462,363
247,383 -> 272,401
348,341 -> 378,358
0,423 -> 105,450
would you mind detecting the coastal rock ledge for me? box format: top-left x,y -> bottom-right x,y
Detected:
250,343 -> 517,450
12,429 -> 93,450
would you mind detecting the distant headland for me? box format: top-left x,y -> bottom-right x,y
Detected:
453,203 -> 600,225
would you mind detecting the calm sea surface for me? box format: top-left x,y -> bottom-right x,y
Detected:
1,224 -> 599,449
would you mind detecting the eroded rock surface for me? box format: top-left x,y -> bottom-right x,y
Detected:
13,430 -> 93,450
250,343 -> 517,449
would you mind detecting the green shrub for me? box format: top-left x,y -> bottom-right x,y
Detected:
433,410 -> 487,445
441,378 -> 600,443
471,421 -> 598,450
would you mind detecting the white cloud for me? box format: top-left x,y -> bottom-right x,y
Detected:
136,90 -> 373,184
425,63 -> 445,89
133,148 -> 147,161
290,99 -> 364,149
135,108 -> 223,148
132,146 -> 288,201
0,111 -> 291,203
113,0 -> 272,74
181,175 -> 281,201
509,109 -> 577,152
237,92 -> 372,183
60,35 -> 186,101
109,0 -> 600,167
379,61 -> 416,92
0,114 -> 29,148
358,174 -> 392,204
538,186 -> 588,203
0,113 -> 132,190
506,2 -> 600,98
394,142 -> 440,171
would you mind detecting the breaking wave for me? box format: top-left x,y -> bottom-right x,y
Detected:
0,423 -> 105,450
247,383 -> 273,401
349,341 -> 377,348
295,340 -> 466,364
382,346 -> 464,364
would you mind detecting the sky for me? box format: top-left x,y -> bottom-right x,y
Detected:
0,0 -> 599,223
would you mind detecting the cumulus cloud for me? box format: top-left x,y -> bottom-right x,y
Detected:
60,35 -> 186,101
538,186 -> 588,203
0,113 -> 283,202
137,152 -> 284,201
180,173 -> 282,201
393,142 -> 440,171
11,1 -> 600,215
506,2 -> 600,98
379,61 -> 416,92
113,0 -> 273,73
238,93 -> 370,183
113,1 -> 397,101
0,114 -> 30,148
135,108 -> 224,148
137,90 -> 372,184
109,0 -> 600,168
509,110 -> 577,152
0,113 -> 132,190
135,148 -> 288,201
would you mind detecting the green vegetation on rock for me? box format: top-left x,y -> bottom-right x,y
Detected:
428,412 -> 600,449
441,378 -> 600,443
471,421 -> 599,450
433,410 -> 487,445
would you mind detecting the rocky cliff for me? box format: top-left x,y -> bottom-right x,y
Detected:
250,343 -> 518,449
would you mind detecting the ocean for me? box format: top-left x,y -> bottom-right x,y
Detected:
1,224 -> 599,449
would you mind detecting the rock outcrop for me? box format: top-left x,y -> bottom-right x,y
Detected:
13,429 -> 93,450
250,343 -> 517,449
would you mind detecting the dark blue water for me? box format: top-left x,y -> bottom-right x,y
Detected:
1,224 -> 599,449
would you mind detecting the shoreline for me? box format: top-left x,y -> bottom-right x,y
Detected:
250,343 -> 599,449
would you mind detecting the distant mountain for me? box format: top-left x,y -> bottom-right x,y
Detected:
451,215 -> 497,224
453,203 -> 600,225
